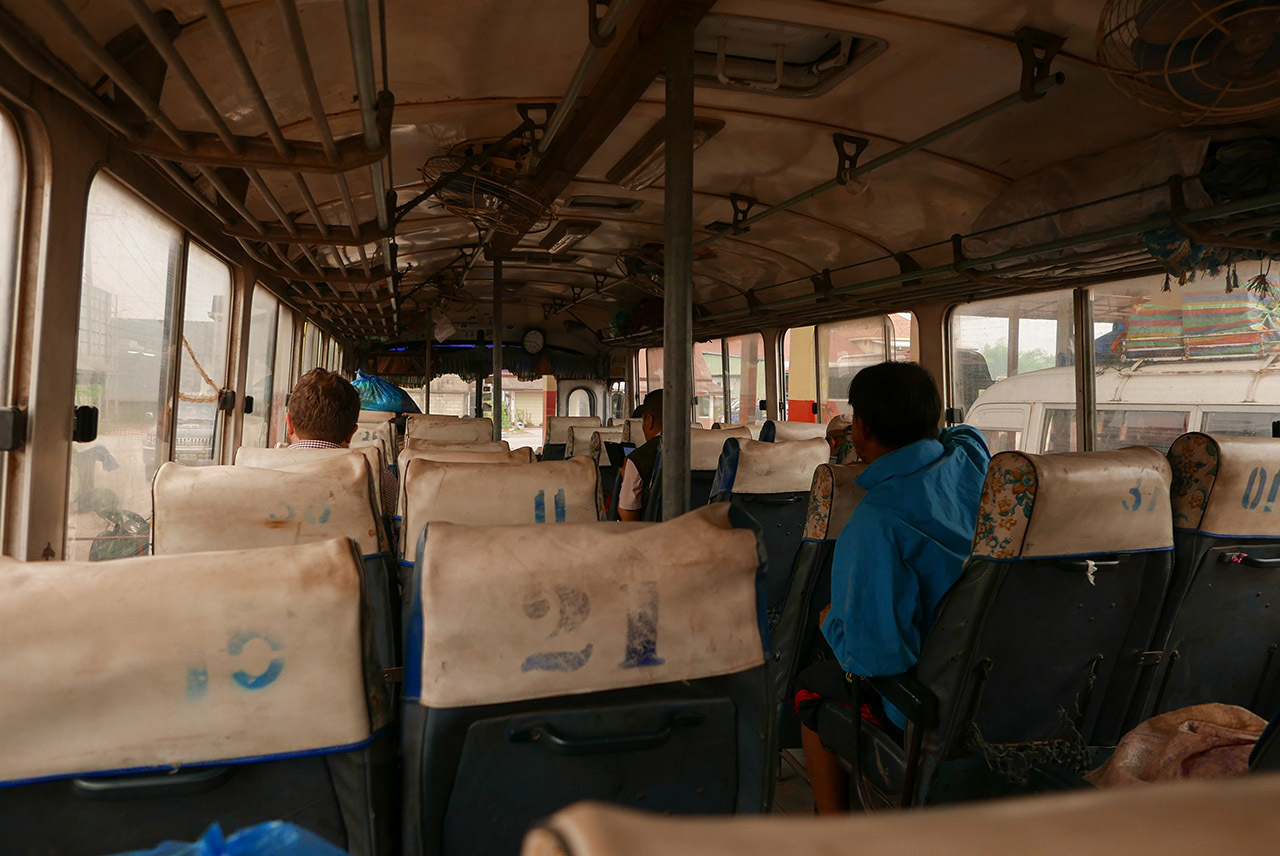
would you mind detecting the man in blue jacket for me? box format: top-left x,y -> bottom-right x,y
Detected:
795,361 -> 990,814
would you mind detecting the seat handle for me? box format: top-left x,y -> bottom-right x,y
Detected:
73,765 -> 233,800
507,711 -> 702,756
1220,552 -> 1280,568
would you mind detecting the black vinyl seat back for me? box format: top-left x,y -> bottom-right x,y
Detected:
709,437 -> 829,612
909,448 -> 1175,802
771,463 -> 867,747
401,505 -> 774,856
1152,433 -> 1280,717
690,428 -> 750,510
0,539 -> 394,856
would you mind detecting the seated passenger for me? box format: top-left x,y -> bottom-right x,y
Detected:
825,414 -> 852,462
618,389 -> 663,522
287,368 -> 398,515
795,362 -> 989,814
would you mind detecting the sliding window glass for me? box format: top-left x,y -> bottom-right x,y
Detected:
1090,271 -> 1280,446
242,285 -> 278,449
270,305 -> 295,445
67,175 -> 182,560
950,292 -> 1076,453
175,244 -> 231,465
817,317 -> 888,423
0,108 -> 22,533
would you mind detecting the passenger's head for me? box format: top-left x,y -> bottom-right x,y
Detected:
640,389 -> 663,442
286,368 -> 361,445
847,362 -> 940,462
631,404 -> 645,419
825,414 -> 852,457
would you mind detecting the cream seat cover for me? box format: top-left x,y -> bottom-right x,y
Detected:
401,456 -> 600,559
234,445 -> 387,516
1168,433 -> 1280,537
351,420 -> 396,470
546,416 -> 602,445
714,423 -> 762,439
691,426 -> 750,471
620,418 -> 645,444
357,410 -> 395,423
971,447 -> 1173,560
521,776 -> 1280,856
416,504 -> 763,708
568,426 -> 624,458
405,437 -> 510,453
0,538 -> 369,785
802,463 -> 868,540
405,416 -> 493,443
722,438 -> 829,494
768,421 -> 828,442
154,457 -> 385,556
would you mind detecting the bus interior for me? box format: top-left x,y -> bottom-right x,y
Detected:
1,0 -> 1280,852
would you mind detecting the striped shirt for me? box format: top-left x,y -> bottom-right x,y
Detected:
288,439 -> 398,515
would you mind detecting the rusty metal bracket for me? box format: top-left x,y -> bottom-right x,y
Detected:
516,102 -> 557,141
1016,27 -> 1064,102
593,272 -> 608,291
833,134 -> 870,185
730,193 -> 757,233
588,0 -> 616,48
1169,175 -> 1280,252
811,268 -> 834,296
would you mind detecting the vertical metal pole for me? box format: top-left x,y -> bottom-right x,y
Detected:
423,308 -> 433,414
492,258 -> 504,441
1073,287 -> 1095,451
662,14 -> 694,521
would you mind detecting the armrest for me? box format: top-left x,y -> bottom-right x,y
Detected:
866,671 -> 939,729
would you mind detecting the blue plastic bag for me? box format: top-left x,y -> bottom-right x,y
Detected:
351,369 -> 420,414
114,821 -> 349,856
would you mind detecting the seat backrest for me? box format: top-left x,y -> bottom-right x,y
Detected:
709,437 -> 828,613
405,437 -> 510,453
915,447 -> 1173,796
568,426 -> 624,458
772,463 -> 868,746
546,416 -> 602,446
0,539 -> 393,856
1154,433 -> 1280,716
405,415 -> 493,443
400,456 -> 601,562
234,445 -> 388,517
620,418 -> 645,445
760,421 -> 826,443
714,423 -> 762,439
402,504 -> 771,856
689,427 -> 750,509
522,776 -> 1280,856
358,410 -> 396,423
352,421 -> 397,476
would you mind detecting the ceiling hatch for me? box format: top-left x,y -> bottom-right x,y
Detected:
684,13 -> 888,98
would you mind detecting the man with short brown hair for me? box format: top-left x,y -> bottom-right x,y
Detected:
287,368 -> 396,514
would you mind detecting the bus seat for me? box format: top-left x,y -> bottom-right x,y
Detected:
759,421 -> 826,443
522,775 -> 1280,856
581,430 -> 629,514
690,427 -> 750,509
153,457 -> 399,703
543,417 -> 603,461
401,504 -> 773,856
405,416 -> 493,444
816,447 -> 1173,809
358,409 -> 396,422
709,438 -> 829,613
236,444 -> 390,518
1149,433 -> 1280,718
714,422 -> 762,439
405,437 -> 511,453
352,420 -> 399,482
568,426 -> 623,458
0,538 -> 394,856
399,455 -> 601,564
620,418 -> 645,445
771,463 -> 867,748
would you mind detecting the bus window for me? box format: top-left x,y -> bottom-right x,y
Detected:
979,429 -> 1021,454
693,338 -> 723,427
242,285 -> 278,449
302,322 -> 320,372
1095,409 -> 1188,451
953,292 -> 1076,449
817,317 -> 888,423
637,347 -> 663,398
781,326 -> 816,422
0,106 -> 21,533
430,373 -> 477,416
269,304 -> 294,446
1203,411 -> 1277,438
174,244 -> 232,466
567,387 -> 594,417
67,175 -> 183,561
725,334 -> 765,425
